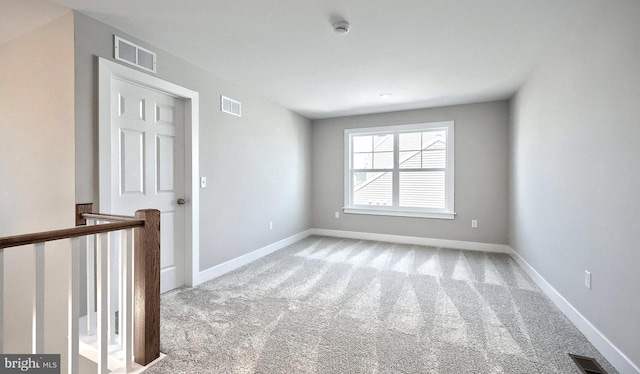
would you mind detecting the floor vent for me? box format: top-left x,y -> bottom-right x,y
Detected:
569,354 -> 607,374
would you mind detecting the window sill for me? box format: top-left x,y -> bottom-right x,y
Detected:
343,207 -> 455,220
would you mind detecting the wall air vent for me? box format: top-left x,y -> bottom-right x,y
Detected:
114,35 -> 156,74
221,95 -> 241,117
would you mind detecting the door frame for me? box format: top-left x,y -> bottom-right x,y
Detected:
98,57 -> 200,287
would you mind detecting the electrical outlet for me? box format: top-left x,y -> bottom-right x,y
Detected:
471,220 -> 478,228
200,177 -> 207,188
335,212 -> 340,219
584,270 -> 591,289
269,221 -> 273,230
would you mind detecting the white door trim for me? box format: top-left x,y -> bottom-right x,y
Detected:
98,57 -> 200,287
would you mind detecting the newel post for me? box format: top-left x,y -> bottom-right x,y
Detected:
134,209 -> 160,365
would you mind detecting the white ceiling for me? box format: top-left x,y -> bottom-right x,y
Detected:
26,0 -> 604,119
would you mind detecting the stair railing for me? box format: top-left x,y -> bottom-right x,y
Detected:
0,208 -> 160,374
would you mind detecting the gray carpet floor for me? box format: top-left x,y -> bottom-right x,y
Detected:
146,235 -> 616,373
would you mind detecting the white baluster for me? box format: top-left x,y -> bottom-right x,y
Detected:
0,248 -> 4,353
96,234 -> 108,374
86,220 -> 96,335
120,230 -> 133,373
33,243 -> 45,354
68,238 -> 80,374
119,230 -> 125,350
108,232 -> 117,345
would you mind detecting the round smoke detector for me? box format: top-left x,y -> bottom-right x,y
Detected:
333,21 -> 350,34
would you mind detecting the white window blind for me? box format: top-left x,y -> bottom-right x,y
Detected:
344,121 -> 455,219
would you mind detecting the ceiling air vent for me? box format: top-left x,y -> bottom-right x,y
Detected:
114,35 -> 156,73
221,95 -> 241,117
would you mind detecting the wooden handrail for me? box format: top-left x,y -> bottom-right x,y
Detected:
0,220 -> 144,249
82,212 -> 137,222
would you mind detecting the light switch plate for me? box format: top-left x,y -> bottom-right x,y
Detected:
584,270 -> 591,289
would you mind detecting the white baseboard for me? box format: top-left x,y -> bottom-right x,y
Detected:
310,228 -> 511,254
508,246 -> 640,374
195,228 -> 509,286
194,230 -> 313,285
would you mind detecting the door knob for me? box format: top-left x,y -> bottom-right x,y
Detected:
177,198 -> 186,205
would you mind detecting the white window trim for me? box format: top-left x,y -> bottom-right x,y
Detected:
344,121 -> 455,220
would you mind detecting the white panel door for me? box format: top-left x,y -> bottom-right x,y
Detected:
111,78 -> 185,293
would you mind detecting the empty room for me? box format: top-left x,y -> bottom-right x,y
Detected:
1,0 -> 638,373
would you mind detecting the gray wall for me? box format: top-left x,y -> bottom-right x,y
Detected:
509,0 -> 640,368
0,12 -> 75,371
74,12 -> 312,271
312,101 -> 509,244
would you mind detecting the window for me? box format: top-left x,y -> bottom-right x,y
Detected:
344,121 -> 455,219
